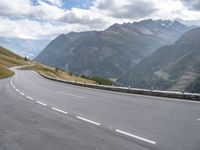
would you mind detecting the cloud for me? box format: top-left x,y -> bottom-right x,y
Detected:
60,0 -> 158,30
60,8 -> 112,29
94,0 -> 157,19
0,0 -> 65,20
42,0 -> 63,7
0,17 -> 90,40
180,0 -> 200,11
0,0 -> 200,40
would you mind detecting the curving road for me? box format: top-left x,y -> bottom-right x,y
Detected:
0,68 -> 200,150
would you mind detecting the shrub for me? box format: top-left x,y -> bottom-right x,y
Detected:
55,67 -> 59,72
186,77 -> 200,93
24,56 -> 28,61
91,76 -> 113,86
80,75 -> 90,79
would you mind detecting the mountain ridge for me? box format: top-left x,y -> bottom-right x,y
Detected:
35,19 -> 191,79
118,27 -> 200,92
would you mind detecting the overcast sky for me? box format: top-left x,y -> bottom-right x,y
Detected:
0,0 -> 200,40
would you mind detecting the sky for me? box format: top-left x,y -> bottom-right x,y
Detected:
0,0 -> 200,40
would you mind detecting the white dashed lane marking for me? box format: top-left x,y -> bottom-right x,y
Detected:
26,96 -> 34,101
51,107 -> 68,114
10,77 -> 156,145
36,101 -> 47,106
20,92 -> 25,96
76,116 -> 101,126
115,129 -> 156,145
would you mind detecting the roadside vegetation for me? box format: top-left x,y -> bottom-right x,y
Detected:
0,46 -> 28,79
21,63 -> 96,84
186,77 -> 200,94
0,65 -> 14,79
81,75 -> 113,86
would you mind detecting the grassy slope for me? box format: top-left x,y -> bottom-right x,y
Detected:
0,46 -> 27,79
0,46 -> 95,83
21,63 -> 96,84
0,65 -> 14,79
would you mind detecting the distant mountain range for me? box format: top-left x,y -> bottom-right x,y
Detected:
0,37 -> 49,58
118,27 -> 200,92
35,19 -> 191,79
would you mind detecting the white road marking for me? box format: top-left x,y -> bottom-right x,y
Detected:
68,83 -> 200,104
10,80 -> 13,87
26,96 -> 34,101
115,129 -> 156,145
20,92 -> 25,96
148,97 -> 200,104
76,116 -> 101,126
197,119 -> 200,121
57,91 -> 86,99
51,107 -> 68,114
16,89 -> 19,92
36,101 -> 47,106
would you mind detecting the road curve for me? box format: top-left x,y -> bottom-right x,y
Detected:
1,68 -> 200,150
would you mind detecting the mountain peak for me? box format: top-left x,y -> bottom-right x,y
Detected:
107,19 -> 188,33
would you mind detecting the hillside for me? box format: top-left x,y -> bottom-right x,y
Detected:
118,27 -> 200,92
0,46 -> 27,79
35,19 -> 190,79
0,46 -> 96,84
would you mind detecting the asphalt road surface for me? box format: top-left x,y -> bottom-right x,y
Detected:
0,68 -> 200,150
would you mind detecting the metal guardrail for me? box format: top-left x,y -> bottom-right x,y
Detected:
39,72 -> 200,101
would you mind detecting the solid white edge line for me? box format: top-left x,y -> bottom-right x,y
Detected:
76,116 -> 101,126
197,119 -> 200,121
57,91 -> 86,99
27,96 -> 34,100
115,129 -> 156,145
65,93 -> 86,99
51,107 -> 68,114
69,83 -> 200,104
16,89 -> 19,92
20,92 -> 25,96
36,101 -> 47,106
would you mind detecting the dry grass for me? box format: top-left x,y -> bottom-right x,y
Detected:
0,65 -> 14,79
0,46 -> 27,68
0,46 -> 28,79
21,63 -> 96,84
